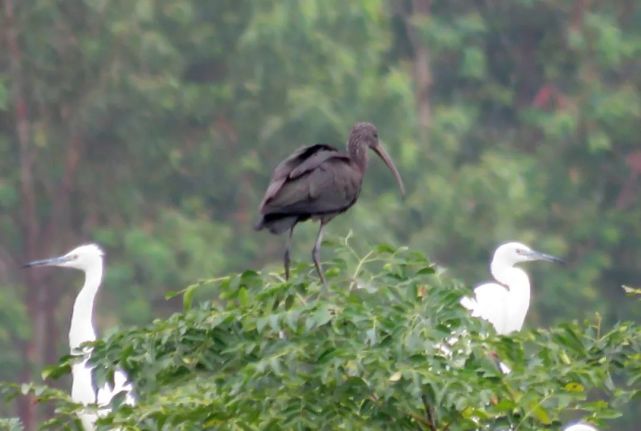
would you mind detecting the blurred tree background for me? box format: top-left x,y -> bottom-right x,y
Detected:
0,0 -> 639,428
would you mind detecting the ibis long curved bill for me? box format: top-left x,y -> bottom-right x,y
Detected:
372,142 -> 405,196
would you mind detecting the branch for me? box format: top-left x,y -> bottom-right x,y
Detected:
421,393 -> 437,431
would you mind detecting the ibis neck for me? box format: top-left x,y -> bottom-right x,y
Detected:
348,141 -> 368,172
69,263 -> 102,353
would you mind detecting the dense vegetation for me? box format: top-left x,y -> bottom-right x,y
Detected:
5,243 -> 641,430
1,0 -> 640,428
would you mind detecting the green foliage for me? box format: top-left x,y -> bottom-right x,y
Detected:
0,384 -> 83,431
15,243 -> 641,430
0,418 -> 24,431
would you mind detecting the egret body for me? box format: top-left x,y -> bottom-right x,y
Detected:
461,242 -> 562,335
25,244 -> 134,430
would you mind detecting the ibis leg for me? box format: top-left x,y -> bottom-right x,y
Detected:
312,222 -> 326,285
284,225 -> 295,280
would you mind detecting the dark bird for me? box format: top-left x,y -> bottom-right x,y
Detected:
256,122 -> 405,284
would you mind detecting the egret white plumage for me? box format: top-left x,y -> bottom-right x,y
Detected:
25,244 -> 135,430
460,242 -> 562,335
563,423 -> 598,431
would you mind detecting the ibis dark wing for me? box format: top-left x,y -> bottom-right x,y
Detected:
259,144 -> 341,211
260,155 -> 361,216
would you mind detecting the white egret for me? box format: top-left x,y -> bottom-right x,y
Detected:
460,241 -> 562,335
564,424 -> 598,431
25,244 -> 135,430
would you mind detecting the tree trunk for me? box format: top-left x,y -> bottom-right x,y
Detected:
407,0 -> 433,133
3,1 -> 40,429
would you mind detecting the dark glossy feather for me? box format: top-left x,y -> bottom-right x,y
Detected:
256,144 -> 362,234
259,144 -> 339,210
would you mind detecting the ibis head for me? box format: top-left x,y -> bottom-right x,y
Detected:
347,122 -> 405,196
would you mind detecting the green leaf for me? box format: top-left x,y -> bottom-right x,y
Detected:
375,243 -> 396,254
389,371 -> 402,382
564,382 -> 585,393
529,404 -> 552,424
41,363 -> 71,381
238,287 -> 250,308
182,284 -> 197,311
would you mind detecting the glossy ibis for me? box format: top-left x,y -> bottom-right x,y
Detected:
460,242 -> 562,334
25,244 -> 135,430
256,122 -> 405,284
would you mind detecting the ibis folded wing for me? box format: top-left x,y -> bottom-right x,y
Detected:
261,156 -> 360,216
259,144 -> 339,210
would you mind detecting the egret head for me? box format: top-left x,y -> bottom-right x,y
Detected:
24,244 -> 105,272
350,122 -> 405,196
493,242 -> 563,267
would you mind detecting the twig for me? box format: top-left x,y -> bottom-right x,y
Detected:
421,394 -> 437,431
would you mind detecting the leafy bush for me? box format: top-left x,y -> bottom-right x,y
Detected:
5,241 -> 641,430
0,418 -> 24,431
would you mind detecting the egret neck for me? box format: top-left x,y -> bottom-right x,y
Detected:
69,261 -> 101,353
490,262 -> 530,334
